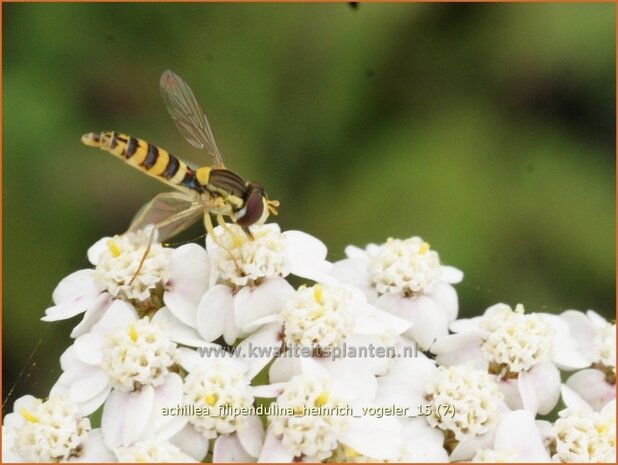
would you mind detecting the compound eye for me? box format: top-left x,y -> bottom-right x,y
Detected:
236,190 -> 265,227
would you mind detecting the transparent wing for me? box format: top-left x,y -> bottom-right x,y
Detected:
128,192 -> 205,242
160,70 -> 225,167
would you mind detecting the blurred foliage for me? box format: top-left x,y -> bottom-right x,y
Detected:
2,3 -> 615,404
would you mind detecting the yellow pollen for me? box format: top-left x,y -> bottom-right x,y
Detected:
343,446 -> 361,459
310,307 -> 325,320
313,284 -> 323,304
467,410 -> 476,424
597,423 -> 608,434
128,324 -> 138,342
107,239 -> 121,258
19,408 -> 39,423
419,242 -> 430,255
293,406 -> 303,415
315,391 -> 329,407
204,394 -> 218,406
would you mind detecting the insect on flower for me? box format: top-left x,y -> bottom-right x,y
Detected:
81,70 -> 280,243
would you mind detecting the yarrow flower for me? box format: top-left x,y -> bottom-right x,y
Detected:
195,223 -> 332,345
260,360 -> 402,462
1,394 -> 113,462
426,364 -> 503,442
41,228 -> 209,338
268,283 -> 410,399
479,303 -> 554,374
269,374 -> 348,460
91,227 -> 171,302
551,400 -> 616,463
432,303 -> 587,415
332,236 -> 462,349
279,284 -> 354,348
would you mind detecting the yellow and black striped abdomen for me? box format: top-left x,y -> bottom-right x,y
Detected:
81,131 -> 202,193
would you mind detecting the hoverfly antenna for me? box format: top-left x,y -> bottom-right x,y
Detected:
267,199 -> 280,216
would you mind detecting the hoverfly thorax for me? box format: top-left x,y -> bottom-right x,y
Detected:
236,181 -> 279,228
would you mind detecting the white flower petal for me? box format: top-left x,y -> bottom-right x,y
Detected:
494,410 -> 551,461
91,300 -> 138,335
87,237 -> 110,266
344,245 -> 368,259
70,294 -> 113,338
377,294 -> 449,351
525,362 -> 561,415
147,373 -> 186,439
70,429 -> 116,463
152,307 -> 208,347
429,283 -> 458,322
74,333 -> 105,365
251,383 -> 287,399
283,230 -> 332,281
565,369 -> 616,411
268,356 -> 302,384
69,369 -> 109,403
163,244 -> 210,328
560,384 -> 591,410
439,265 -> 463,284
319,358 -> 377,403
449,316 -> 482,333
330,258 -> 376,300
560,310 -> 596,360
341,415 -> 401,461
257,429 -> 296,462
234,278 -> 293,332
52,269 -> 99,304
102,386 -> 155,448
237,323 -> 281,380
517,370 -> 540,415
196,285 -> 233,342
77,386 -> 112,416
170,424 -> 209,461
236,415 -> 264,458
215,433 -> 257,462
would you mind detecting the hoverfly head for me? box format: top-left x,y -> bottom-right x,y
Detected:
236,181 -> 278,227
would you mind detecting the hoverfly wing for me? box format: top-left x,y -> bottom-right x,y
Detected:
160,70 -> 225,167
129,191 -> 205,242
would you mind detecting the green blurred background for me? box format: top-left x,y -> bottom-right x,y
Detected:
2,2 -> 615,406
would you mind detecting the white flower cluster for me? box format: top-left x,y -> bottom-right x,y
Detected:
3,222 -> 615,463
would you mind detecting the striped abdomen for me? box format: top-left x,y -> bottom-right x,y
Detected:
81,131 -> 202,193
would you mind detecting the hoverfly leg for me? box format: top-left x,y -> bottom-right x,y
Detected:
203,214 -> 242,272
242,226 -> 254,240
128,225 -> 157,286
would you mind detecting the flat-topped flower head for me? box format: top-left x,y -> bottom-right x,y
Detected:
115,439 -> 196,463
552,401 -> 616,462
368,237 -> 441,296
279,284 -> 354,348
209,224 -> 288,287
183,360 -> 254,439
269,374 -> 347,460
101,316 -> 177,391
206,223 -> 331,289
426,364 -> 503,441
92,226 -> 171,303
480,303 -> 555,375
331,236 -> 462,350
3,394 -> 90,462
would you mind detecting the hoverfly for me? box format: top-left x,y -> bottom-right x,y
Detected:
81,70 -> 279,243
